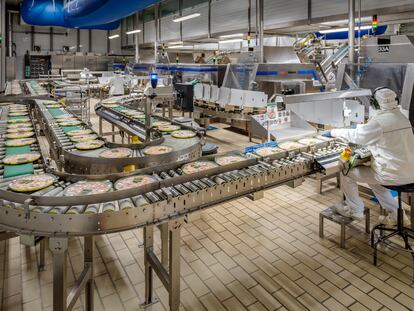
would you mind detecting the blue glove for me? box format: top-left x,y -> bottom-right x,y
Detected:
321,131 -> 332,137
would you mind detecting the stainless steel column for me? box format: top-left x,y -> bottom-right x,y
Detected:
143,225 -> 154,305
258,0 -> 264,63
0,0 -> 6,92
168,222 -> 181,311
135,14 -> 140,63
159,223 -> 169,268
348,0 -> 355,64
50,238 -> 68,311
84,236 -> 94,311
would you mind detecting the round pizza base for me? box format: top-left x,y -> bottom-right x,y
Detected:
66,129 -> 93,137
59,121 -> 82,126
8,118 -> 31,124
158,125 -> 181,133
64,181 -> 112,196
9,112 -> 29,117
143,145 -> 173,156
171,130 -> 197,139
8,122 -> 32,129
6,132 -> 35,139
100,148 -> 132,158
297,138 -> 323,146
215,155 -> 246,166
181,161 -> 219,175
5,138 -> 36,147
153,121 -> 171,128
9,174 -> 55,193
70,134 -> 98,143
255,147 -> 283,157
278,142 -> 305,151
75,140 -> 105,150
115,175 -> 156,191
7,127 -> 33,134
2,153 -> 41,165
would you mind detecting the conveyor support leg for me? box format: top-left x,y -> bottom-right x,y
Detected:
50,238 -> 68,311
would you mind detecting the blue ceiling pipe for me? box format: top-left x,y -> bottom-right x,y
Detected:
315,25 -> 387,40
62,0 -> 161,28
21,0 -> 120,29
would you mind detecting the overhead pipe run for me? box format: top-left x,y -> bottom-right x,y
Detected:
21,0 -> 161,30
348,0 -> 355,64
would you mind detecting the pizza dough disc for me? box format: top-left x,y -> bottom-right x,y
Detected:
9,112 -> 29,117
215,155 -> 246,166
254,147 -> 283,157
6,132 -> 35,139
8,118 -> 31,124
171,130 -> 197,139
66,129 -> 93,137
143,145 -> 173,156
158,125 -> 181,133
70,134 -> 98,143
114,175 -> 156,191
8,122 -> 32,128
58,120 -> 82,126
2,153 -> 41,165
9,174 -> 55,193
181,161 -> 219,174
297,137 -> 323,145
278,141 -> 305,151
99,148 -> 132,158
75,140 -> 105,150
64,180 -> 112,196
7,127 -> 33,134
5,138 -> 36,147
153,121 -> 171,127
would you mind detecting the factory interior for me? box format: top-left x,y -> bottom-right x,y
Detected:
2,0 -> 414,310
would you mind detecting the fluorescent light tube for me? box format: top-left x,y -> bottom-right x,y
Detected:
108,34 -> 120,39
173,13 -> 200,23
126,29 -> 141,35
219,38 -> 244,44
220,33 -> 244,39
319,25 -> 372,34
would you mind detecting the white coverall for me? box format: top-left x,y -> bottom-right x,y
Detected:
331,93 -> 414,219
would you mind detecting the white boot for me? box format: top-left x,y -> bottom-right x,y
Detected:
334,202 -> 364,220
379,211 -> 411,227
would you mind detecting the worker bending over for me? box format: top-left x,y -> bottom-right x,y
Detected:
330,88 -> 414,225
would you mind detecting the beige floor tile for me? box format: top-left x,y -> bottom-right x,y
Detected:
227,280 -> 257,306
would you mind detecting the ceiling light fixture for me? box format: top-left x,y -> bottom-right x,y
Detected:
173,13 -> 200,23
108,34 -> 120,39
126,29 -> 141,35
220,33 -> 244,39
319,25 -> 372,34
219,38 -> 244,44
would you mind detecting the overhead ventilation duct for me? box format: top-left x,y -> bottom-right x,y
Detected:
21,0 -> 160,29
315,25 -> 387,40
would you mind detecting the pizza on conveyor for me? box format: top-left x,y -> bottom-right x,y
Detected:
64,180 -> 112,196
9,174 -> 55,192
254,147 -> 283,157
7,127 -> 33,134
69,134 -> 98,143
75,140 -> 105,150
9,112 -> 29,117
143,145 -> 173,156
215,155 -> 246,166
278,141 -> 305,151
181,161 -> 219,174
7,122 -> 32,128
153,121 -> 171,127
114,175 -> 157,191
6,131 -> 35,139
171,130 -> 197,139
58,120 -> 82,126
158,125 -> 181,133
5,138 -> 36,147
297,137 -> 323,145
8,118 -> 31,124
2,153 -> 41,165
66,129 -> 93,137
100,148 -> 132,158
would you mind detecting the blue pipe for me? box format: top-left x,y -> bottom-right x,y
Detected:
315,25 -> 387,40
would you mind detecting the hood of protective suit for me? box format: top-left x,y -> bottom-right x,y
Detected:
375,88 -> 399,111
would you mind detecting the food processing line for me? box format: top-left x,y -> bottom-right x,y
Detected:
0,96 -> 348,311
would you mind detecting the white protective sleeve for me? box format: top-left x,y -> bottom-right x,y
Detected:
331,120 -> 383,145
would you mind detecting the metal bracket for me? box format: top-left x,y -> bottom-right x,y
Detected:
24,198 -> 33,220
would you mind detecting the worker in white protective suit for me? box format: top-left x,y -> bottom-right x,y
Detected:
330,88 -> 414,226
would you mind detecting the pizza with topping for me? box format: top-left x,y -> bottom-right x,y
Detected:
9,174 -> 55,192
158,125 -> 181,133
278,141 -> 305,151
181,161 -> 219,174
75,140 -> 105,150
215,155 -> 246,166
6,131 -> 35,139
254,147 -> 283,157
143,145 -> 173,156
8,118 -> 31,124
5,138 -> 36,147
2,153 -> 41,165
171,130 -> 197,139
66,129 -> 93,137
64,180 -> 112,196
115,175 -> 156,190
70,134 -> 98,143
100,148 -> 132,158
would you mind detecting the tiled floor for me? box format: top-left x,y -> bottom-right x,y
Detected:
1,101 -> 414,310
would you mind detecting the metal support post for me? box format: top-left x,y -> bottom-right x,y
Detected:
50,238 -> 68,311
159,223 -> 169,268
39,238 -> 46,271
84,236 -> 94,311
142,225 -> 156,306
348,0 -> 356,64
168,222 -> 181,311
